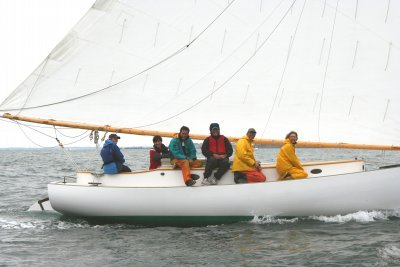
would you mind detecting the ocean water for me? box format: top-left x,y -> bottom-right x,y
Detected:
0,147 -> 400,266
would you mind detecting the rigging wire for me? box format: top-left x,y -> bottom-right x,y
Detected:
140,0 -> 288,121
259,0 -> 307,138
0,0 -> 238,113
11,119 -> 92,148
130,0 -> 297,128
15,55 -> 51,116
1,117 -> 89,138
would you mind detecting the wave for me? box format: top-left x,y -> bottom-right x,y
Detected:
0,217 -> 99,230
250,210 -> 400,224
250,215 -> 299,224
378,245 -> 400,262
310,210 -> 400,223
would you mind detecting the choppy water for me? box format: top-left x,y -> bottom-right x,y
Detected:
1,147 -> 400,266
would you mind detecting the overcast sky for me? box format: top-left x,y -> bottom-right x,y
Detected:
0,0 -> 157,148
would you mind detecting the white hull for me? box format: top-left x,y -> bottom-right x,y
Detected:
47,160 -> 400,221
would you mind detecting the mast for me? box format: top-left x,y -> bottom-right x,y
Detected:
3,113 -> 400,151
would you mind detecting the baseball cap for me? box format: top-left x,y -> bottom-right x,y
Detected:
109,133 -> 121,139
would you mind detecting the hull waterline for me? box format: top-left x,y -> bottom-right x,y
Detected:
47,160 -> 400,223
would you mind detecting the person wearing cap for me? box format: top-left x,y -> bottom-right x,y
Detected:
149,135 -> 170,170
168,126 -> 203,186
100,133 -> 131,174
201,123 -> 233,185
232,128 -> 266,183
276,131 -> 308,180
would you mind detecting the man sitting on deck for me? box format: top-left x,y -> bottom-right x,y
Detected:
100,133 -> 131,174
169,126 -> 202,186
201,123 -> 233,185
276,131 -> 308,180
232,128 -> 266,183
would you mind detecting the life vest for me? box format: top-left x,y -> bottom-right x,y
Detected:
209,135 -> 226,154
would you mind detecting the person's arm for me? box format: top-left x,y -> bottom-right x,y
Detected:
201,138 -> 213,158
187,139 -> 198,160
236,140 -> 256,167
224,137 -> 233,158
281,144 -> 303,169
112,144 -> 125,163
151,150 -> 162,161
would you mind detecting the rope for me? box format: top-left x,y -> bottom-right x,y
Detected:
131,0 -> 297,128
139,0 -> 288,123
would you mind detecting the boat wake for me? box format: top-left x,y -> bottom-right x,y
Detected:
309,210 -> 400,223
0,217 -> 95,230
250,216 -> 299,224
378,245 -> 400,262
250,210 -> 400,225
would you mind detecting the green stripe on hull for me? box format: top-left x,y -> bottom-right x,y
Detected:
66,216 -> 254,226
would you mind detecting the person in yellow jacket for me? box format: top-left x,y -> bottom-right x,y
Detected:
232,128 -> 266,183
276,131 -> 308,180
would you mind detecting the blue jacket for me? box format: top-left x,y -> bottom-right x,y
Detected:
100,140 -> 125,174
169,134 -> 197,160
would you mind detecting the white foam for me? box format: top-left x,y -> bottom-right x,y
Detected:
249,210 -> 400,225
379,245 -> 400,261
0,217 -> 97,230
250,215 -> 299,224
309,210 -> 397,223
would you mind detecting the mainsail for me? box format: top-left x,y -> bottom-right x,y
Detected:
1,0 -> 399,147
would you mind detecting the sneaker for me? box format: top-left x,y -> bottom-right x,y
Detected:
202,178 -> 211,185
209,176 -> 217,185
185,179 -> 196,187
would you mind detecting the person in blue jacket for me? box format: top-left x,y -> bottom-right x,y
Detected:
100,133 -> 131,174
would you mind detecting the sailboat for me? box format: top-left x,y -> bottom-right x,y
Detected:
1,0 -> 399,223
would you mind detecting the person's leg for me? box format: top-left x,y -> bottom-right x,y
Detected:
288,167 -> 308,179
121,165 -> 131,172
234,172 -> 247,183
190,159 -> 203,168
243,170 -> 266,183
203,157 -> 218,178
171,159 -> 191,182
214,158 -> 230,180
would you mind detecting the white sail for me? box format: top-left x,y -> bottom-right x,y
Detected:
1,0 -> 399,146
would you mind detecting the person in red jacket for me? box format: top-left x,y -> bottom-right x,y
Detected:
201,123 -> 233,185
149,135 -> 170,170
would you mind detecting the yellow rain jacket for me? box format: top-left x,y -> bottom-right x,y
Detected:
232,135 -> 257,171
276,139 -> 307,179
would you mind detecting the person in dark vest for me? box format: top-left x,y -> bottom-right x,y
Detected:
100,133 -> 131,174
149,135 -> 170,170
201,123 -> 233,185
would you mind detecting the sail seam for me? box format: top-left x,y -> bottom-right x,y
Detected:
317,0 -> 339,141
130,0 -> 298,129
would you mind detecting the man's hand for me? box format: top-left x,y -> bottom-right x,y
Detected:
254,161 -> 261,170
213,154 -> 226,159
